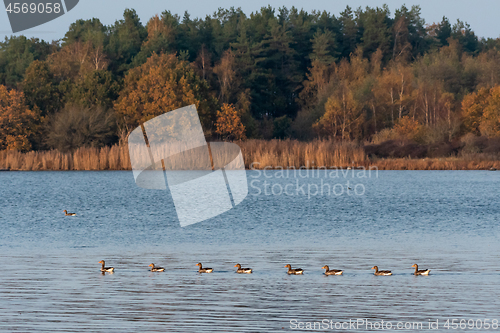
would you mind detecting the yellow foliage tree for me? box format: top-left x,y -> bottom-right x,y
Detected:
461,87 -> 490,134
479,85 -> 500,137
114,53 -> 215,131
393,116 -> 424,141
0,85 -> 38,151
314,82 -> 363,140
215,103 -> 246,141
462,85 -> 500,137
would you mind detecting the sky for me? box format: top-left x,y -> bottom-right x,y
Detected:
1,0 -> 499,41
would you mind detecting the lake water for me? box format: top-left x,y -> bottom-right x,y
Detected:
0,170 -> 499,332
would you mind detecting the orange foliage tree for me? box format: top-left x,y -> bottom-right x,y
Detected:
461,87 -> 490,134
0,85 -> 38,151
114,53 -> 216,131
479,85 -> 500,137
215,103 -> 246,141
314,84 -> 361,140
393,116 -> 424,141
462,85 -> 500,137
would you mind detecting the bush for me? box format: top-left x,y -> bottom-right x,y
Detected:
371,128 -> 398,144
46,105 -> 117,152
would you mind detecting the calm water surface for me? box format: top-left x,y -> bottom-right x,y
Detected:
0,170 -> 499,332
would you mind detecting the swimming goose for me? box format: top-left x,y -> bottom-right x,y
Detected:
149,263 -> 165,272
234,264 -> 252,274
284,264 -> 303,275
372,266 -> 392,276
196,263 -> 213,273
412,264 -> 430,276
322,265 -> 343,275
63,210 -> 76,216
98,260 -> 114,273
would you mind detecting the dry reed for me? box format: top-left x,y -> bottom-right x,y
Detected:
0,145 -> 131,171
0,139 -> 499,171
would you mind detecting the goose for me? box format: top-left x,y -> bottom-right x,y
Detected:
63,210 -> 76,216
322,265 -> 343,275
196,263 -> 213,273
372,266 -> 392,276
149,263 -> 165,272
412,264 -> 430,276
98,260 -> 114,273
234,264 -> 252,274
284,264 -> 303,275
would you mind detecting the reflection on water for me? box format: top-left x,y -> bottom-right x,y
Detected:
0,171 -> 499,332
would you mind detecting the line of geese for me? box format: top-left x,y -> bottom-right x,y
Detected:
98,261 -> 431,276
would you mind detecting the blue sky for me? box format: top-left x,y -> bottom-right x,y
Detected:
1,0 -> 499,41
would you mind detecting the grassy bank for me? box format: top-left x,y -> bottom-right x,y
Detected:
0,139 -> 499,171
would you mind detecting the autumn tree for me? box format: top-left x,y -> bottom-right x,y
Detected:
461,87 -> 490,134
393,116 -> 424,141
462,85 -> 500,137
114,53 -> 216,131
213,49 -> 236,104
0,85 -> 38,151
479,85 -> 500,137
440,92 -> 457,140
314,82 -> 363,140
215,103 -> 246,141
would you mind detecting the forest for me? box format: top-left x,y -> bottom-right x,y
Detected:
1,4 -> 500,169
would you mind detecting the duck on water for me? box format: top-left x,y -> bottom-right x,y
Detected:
284,264 -> 304,275
99,260 -> 114,273
372,266 -> 392,276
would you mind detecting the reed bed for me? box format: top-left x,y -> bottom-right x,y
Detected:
0,145 -> 131,171
240,139 -> 366,169
0,139 -> 499,171
373,158 -> 500,170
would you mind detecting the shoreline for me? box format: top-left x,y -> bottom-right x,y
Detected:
1,139 -> 499,171
0,160 -> 499,171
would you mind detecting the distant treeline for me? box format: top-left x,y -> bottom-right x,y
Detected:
1,5 -> 500,154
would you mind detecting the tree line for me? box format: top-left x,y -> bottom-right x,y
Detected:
1,5 -> 500,152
